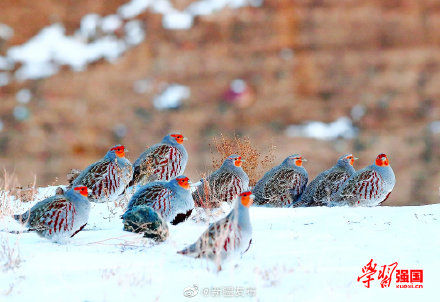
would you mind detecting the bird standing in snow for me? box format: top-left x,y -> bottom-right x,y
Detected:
14,186 -> 90,241
331,153 -> 395,206
192,155 -> 249,208
130,133 -> 188,186
71,145 -> 132,203
126,176 -> 194,225
298,154 -> 357,206
253,154 -> 308,207
177,191 -> 254,271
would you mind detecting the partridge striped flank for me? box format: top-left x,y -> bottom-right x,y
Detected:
253,154 -> 308,207
331,153 -> 395,207
192,155 -> 249,208
178,191 -> 254,271
131,133 -> 188,186
126,176 -> 194,225
298,154 -> 357,206
72,145 -> 132,203
14,186 -> 90,242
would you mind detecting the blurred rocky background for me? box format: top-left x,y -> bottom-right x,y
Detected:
0,0 -> 439,205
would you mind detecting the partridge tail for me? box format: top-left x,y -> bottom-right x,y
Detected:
13,213 -> 28,223
128,166 -> 140,187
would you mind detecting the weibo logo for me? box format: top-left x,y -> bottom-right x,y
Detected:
183,284 -> 199,298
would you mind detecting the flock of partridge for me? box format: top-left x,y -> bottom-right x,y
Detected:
13,133 -> 395,268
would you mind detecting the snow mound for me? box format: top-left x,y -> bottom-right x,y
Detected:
0,186 -> 438,301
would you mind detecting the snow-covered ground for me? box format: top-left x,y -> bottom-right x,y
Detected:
0,186 -> 438,301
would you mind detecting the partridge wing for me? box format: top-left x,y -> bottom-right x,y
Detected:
262,169 -> 296,200
131,184 -> 174,218
135,144 -> 182,182
199,215 -> 237,255
210,171 -> 243,203
339,170 -> 383,203
264,169 -> 307,204
74,158 -> 117,198
313,170 -> 350,204
28,196 -> 76,234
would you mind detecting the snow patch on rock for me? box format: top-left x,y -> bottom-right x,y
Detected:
286,117 -> 358,140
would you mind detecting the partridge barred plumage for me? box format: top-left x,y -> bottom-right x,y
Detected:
14,186 -> 90,242
253,154 -> 308,207
71,145 -> 132,203
130,133 -> 188,186
192,155 -> 249,207
331,153 -> 395,207
298,154 -> 357,206
126,176 -> 194,225
178,191 -> 253,271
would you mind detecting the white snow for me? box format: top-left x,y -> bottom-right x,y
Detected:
0,185 -> 438,301
0,72 -> 10,87
0,56 -> 13,70
187,0 -> 261,15
153,84 -> 190,110
101,15 -> 123,33
118,0 -> 263,29
1,0 -> 262,84
8,24 -> 127,80
118,0 -> 153,19
230,78 -> 247,93
12,106 -> 29,121
163,12 -> 193,30
79,14 -> 101,39
0,23 -> 14,40
15,89 -> 32,104
428,121 -> 440,134
124,20 -> 145,46
286,117 -> 358,141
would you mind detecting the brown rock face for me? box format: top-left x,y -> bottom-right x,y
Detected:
0,0 -> 439,205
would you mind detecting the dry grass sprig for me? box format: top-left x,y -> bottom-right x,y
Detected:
192,172 -> 224,209
210,134 -> 276,186
0,170 -> 18,218
0,236 -> 21,272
